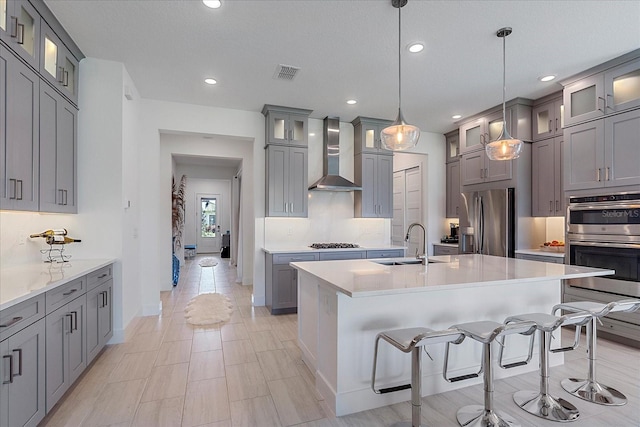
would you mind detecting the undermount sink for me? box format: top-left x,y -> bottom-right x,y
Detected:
374,259 -> 428,266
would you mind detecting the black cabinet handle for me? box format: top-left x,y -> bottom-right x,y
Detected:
65,313 -> 74,333
2,355 -> 13,384
63,288 -> 77,296
12,349 -> 22,377
98,273 -> 108,279
71,311 -> 78,331
0,316 -> 23,328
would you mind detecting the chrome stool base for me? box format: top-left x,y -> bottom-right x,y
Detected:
561,378 -> 627,406
390,422 -> 426,427
513,390 -> 579,422
457,405 -> 519,427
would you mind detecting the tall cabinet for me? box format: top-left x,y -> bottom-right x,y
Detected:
445,130 -> 461,218
262,105 -> 312,218
352,117 -> 394,218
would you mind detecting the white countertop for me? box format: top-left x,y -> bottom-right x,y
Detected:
262,245 -> 406,254
291,254 -> 612,298
1,259 -> 114,310
515,249 -> 565,258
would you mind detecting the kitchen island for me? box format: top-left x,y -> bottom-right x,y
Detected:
291,254 -> 614,416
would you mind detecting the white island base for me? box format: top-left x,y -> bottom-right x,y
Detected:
292,255 -> 614,417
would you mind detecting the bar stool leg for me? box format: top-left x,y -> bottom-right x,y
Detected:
561,319 -> 626,406
512,330 -> 579,422
391,346 -> 425,427
457,343 -> 520,427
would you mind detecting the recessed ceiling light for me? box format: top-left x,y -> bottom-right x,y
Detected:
539,75 -> 556,82
408,43 -> 424,53
346,99 -> 357,105
204,78 -> 217,85
452,114 -> 462,120
203,0 -> 221,9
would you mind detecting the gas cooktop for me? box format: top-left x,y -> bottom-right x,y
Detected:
309,243 -> 360,249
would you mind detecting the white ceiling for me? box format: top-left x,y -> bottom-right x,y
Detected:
45,0 -> 640,134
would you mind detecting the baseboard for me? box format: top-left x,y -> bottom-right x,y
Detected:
142,302 -> 161,316
108,328 -> 125,344
252,295 -> 266,306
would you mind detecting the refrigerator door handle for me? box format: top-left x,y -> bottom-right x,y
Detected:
479,196 -> 484,254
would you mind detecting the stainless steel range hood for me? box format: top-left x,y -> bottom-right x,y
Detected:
308,116 -> 362,192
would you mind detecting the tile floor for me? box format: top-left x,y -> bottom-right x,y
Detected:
40,255 -> 640,426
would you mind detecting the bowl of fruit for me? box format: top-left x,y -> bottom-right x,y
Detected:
540,240 -> 565,252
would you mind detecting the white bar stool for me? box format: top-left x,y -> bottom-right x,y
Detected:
499,311 -> 592,422
372,327 -> 465,427
443,320 -> 537,427
552,299 -> 640,406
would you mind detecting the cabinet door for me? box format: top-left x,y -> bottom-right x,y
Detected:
272,265 -> 297,310
40,20 -> 79,106
446,132 -> 459,162
0,339 -> 7,427
564,120 -> 605,191
288,147 -> 308,217
266,111 -> 290,145
5,318 -> 46,427
446,161 -> 461,217
563,74 -> 605,126
67,296 -> 86,384
604,58 -> 640,113
0,0 -> 40,70
45,305 -> 70,411
86,285 -> 101,364
287,114 -> 308,146
604,109 -> 640,188
376,155 -> 393,218
459,119 -> 485,154
532,101 -> 558,141
532,139 -> 556,217
1,46 -> 39,211
460,151 -> 484,186
98,281 -> 113,347
266,145 -> 289,216
554,137 -> 565,215
486,110 -> 505,142
485,157 -> 512,183
357,153 -> 377,217
39,84 -> 78,213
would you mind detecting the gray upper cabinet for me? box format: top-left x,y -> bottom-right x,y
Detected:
0,45 -> 39,211
446,160 -> 461,218
0,318 -> 46,427
352,116 -> 392,155
265,145 -> 308,217
460,150 -> 513,187
445,130 -> 459,162
354,153 -> 393,218
39,21 -> 79,106
532,136 -> 564,216
0,0 -> 40,70
564,57 -> 640,127
565,108 -> 640,191
532,95 -> 563,141
39,83 -> 77,213
262,105 -> 312,146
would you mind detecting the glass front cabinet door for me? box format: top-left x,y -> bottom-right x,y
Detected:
40,21 -> 79,105
0,0 -> 40,69
604,58 -> 640,113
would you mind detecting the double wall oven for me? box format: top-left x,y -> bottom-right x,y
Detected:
565,192 -> 640,345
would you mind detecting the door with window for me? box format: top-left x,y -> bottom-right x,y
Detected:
197,194 -> 221,253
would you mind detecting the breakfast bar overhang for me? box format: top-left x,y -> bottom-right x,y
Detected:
291,254 -> 614,417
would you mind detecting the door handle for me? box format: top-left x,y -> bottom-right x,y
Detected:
549,201 -> 553,213
605,166 -> 610,181
9,178 -> 17,199
597,96 -> 605,113
63,70 -> 69,87
16,23 -> 24,44
12,349 -> 22,377
0,316 -> 23,328
98,273 -> 108,279
10,16 -> 18,38
65,313 -> 74,333
556,200 -> 559,212
597,168 -> 601,182
63,288 -> 78,296
58,66 -> 65,83
71,311 -> 78,331
17,180 -> 23,200
2,355 -> 13,384
549,119 -> 553,133
59,189 -> 65,205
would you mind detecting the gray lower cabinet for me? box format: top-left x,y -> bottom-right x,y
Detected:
45,295 -> 86,412
446,161 -> 461,217
354,153 -> 393,218
0,318 -> 46,427
86,279 -> 114,364
266,145 -> 308,217
365,249 -> 404,259
433,244 -> 458,256
515,253 -> 564,264
565,108 -> 640,191
0,45 -> 39,211
532,136 -> 563,216
266,253 -> 318,315
39,83 -> 77,213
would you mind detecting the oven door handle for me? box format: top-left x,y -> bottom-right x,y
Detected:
568,203 -> 640,211
569,240 -> 640,250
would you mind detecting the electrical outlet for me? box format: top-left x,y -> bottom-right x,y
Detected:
18,234 -> 26,245
287,227 -> 293,235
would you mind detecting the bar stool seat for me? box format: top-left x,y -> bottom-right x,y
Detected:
552,299 -> 640,406
500,311 -> 592,422
444,320 -> 536,427
372,327 -> 464,427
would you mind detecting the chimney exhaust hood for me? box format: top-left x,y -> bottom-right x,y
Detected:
308,117 -> 362,192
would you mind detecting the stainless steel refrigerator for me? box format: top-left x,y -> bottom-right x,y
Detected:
458,188 -> 515,257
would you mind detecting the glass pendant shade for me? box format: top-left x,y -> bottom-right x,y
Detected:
381,108 -> 420,151
485,27 -> 522,161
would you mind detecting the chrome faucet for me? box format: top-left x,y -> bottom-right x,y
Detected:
405,223 -> 427,265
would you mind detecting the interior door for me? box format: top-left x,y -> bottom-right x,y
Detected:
197,194 -> 221,253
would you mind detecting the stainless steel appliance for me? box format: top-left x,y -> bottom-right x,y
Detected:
309,243 -> 359,249
565,192 -> 640,345
459,188 -> 515,257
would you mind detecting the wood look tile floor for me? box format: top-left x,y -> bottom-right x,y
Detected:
40,255 -> 640,426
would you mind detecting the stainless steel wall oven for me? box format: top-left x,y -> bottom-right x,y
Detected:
565,192 -> 640,346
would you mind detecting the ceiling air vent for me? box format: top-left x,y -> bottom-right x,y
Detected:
273,64 -> 300,81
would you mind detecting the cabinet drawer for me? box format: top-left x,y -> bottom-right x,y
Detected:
87,265 -> 113,291
0,294 -> 45,341
433,245 -> 459,256
273,253 -> 319,265
515,253 -> 564,264
319,251 -> 365,261
46,277 -> 85,314
366,249 -> 404,259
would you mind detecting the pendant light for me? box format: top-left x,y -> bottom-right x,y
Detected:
484,27 -> 523,161
380,0 -> 420,151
